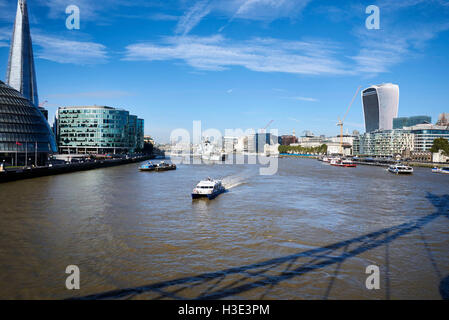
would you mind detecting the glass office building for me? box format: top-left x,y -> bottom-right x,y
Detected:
393,116 -> 431,129
354,130 -> 414,157
362,84 -> 399,133
0,80 -> 57,165
57,106 -> 144,154
404,124 -> 449,151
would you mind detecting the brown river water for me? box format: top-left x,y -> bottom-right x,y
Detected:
0,157 -> 448,299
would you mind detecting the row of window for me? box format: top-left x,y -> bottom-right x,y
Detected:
0,123 -> 48,134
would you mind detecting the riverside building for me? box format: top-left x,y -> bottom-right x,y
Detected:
56,106 -> 144,154
393,116 -> 431,129
404,123 -> 449,151
354,130 -> 415,157
0,81 -> 57,165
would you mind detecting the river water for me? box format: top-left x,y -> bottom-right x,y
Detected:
0,157 -> 448,299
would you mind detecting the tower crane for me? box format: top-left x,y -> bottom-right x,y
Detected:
261,120 -> 274,133
337,86 -> 361,155
38,100 -> 48,108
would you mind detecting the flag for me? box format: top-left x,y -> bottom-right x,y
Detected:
16,142 -> 22,146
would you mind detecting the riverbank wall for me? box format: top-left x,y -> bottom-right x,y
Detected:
0,155 -> 152,183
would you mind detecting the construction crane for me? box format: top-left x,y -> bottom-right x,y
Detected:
261,120 -> 274,133
38,100 -> 48,108
337,86 -> 361,155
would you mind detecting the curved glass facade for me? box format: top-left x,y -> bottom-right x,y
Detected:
362,84 -> 399,133
0,80 -> 57,163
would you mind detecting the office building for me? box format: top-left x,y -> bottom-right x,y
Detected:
436,113 -> 449,126
362,83 -> 399,132
6,0 -> 39,107
354,130 -> 414,156
404,123 -> 449,151
247,132 -> 277,153
0,81 -> 57,165
393,116 -> 431,129
56,106 -> 144,154
280,135 -> 298,146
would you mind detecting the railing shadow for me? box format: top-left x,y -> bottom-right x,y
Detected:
72,192 -> 449,300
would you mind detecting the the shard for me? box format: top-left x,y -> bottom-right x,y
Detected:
6,0 -> 39,107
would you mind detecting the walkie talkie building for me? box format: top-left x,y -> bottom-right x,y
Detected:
362,83 -> 399,133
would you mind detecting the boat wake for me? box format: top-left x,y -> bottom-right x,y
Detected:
221,170 -> 254,190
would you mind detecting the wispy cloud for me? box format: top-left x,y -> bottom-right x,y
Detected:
0,27 -> 11,47
150,13 -> 180,21
176,0 -> 313,35
352,21 -> 449,74
33,34 -> 108,65
289,117 -> 301,123
284,96 -> 318,102
47,90 -> 133,99
230,0 -> 312,20
124,35 -> 348,75
175,0 -> 212,35
38,0 -> 160,22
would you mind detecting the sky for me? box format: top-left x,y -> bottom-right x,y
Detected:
0,0 -> 448,143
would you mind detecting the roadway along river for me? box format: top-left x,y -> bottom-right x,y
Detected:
0,157 -> 448,299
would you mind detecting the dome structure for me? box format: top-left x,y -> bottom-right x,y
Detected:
0,80 -> 57,165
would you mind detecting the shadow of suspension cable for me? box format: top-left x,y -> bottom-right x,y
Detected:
71,193 -> 449,300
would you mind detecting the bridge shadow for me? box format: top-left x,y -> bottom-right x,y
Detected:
73,192 -> 449,300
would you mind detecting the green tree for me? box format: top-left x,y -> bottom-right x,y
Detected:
430,138 -> 449,155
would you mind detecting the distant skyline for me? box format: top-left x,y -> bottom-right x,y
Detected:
0,0 -> 448,143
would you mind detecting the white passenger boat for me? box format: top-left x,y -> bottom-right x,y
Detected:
388,164 -> 413,175
432,167 -> 449,174
192,178 -> 226,200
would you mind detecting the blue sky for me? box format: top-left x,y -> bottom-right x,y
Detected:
0,0 -> 448,143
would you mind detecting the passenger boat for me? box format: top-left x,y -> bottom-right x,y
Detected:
432,167 -> 449,174
139,161 -> 156,171
388,164 -> 413,175
330,159 -> 356,167
192,178 -> 226,200
155,161 -> 177,171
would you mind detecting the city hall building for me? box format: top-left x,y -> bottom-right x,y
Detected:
0,81 -> 57,166
56,106 -> 144,154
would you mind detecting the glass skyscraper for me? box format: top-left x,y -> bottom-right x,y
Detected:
0,81 -> 57,165
362,84 -> 399,133
6,0 -> 39,107
56,106 -> 144,154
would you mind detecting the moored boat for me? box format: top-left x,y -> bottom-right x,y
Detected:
139,161 -> 156,171
330,158 -> 356,167
432,167 -> 449,174
192,178 -> 226,200
388,164 -> 413,175
155,161 -> 177,171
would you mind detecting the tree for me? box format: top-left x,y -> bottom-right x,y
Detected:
430,137 -> 449,155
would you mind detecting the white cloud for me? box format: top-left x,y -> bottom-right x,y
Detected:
0,27 -> 11,47
150,13 -> 180,21
124,35 -> 349,76
175,0 -> 212,35
284,96 -> 318,102
47,91 -> 133,99
352,21 -> 449,74
231,0 -> 312,20
175,0 -> 312,35
33,34 -> 108,65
